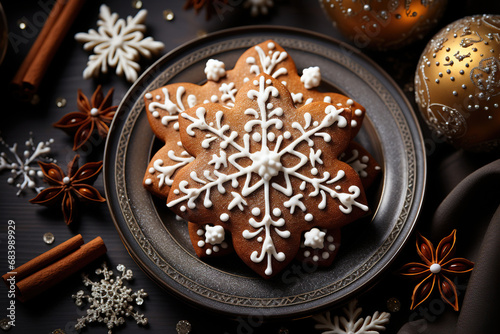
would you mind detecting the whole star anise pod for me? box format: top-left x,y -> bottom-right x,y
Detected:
54,85 -> 117,151
30,155 -> 105,225
184,0 -> 229,20
398,230 -> 474,311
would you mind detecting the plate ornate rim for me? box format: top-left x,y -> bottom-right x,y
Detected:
104,26 -> 426,319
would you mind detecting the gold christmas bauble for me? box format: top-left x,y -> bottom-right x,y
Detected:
415,15 -> 500,152
320,0 -> 447,50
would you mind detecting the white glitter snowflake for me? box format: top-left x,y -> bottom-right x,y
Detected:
73,263 -> 148,334
75,4 -> 164,82
0,133 -> 54,196
244,0 -> 274,16
313,299 -> 390,334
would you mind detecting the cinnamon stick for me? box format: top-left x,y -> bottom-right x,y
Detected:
3,236 -> 106,302
11,0 -> 87,98
2,234 -> 83,283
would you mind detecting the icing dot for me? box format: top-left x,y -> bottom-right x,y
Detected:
283,131 -> 291,139
351,120 -> 358,127
198,240 -> 205,247
206,249 -> 212,255
211,95 -> 218,102
197,229 -> 204,236
273,208 -> 281,216
266,79 -> 272,85
253,80 -> 259,86
305,213 -> 313,222
252,207 -> 261,216
267,132 -> 276,141
252,132 -> 262,142
243,77 -> 249,83
213,246 -> 219,252
267,42 -> 275,49
312,255 -> 319,262
311,168 -> 318,175
246,57 -> 255,64
328,244 -> 336,251
221,242 -> 228,249
257,237 -> 263,242
354,109 -> 363,116
220,213 -> 229,222
322,252 -> 330,259
155,95 -> 161,100
267,103 -> 273,109
346,99 -> 354,106
335,185 -> 341,190
173,189 -> 180,195
304,250 -> 311,257
145,93 -> 152,99
144,178 -> 152,185
313,121 -> 319,127
327,236 -> 334,242
148,167 -> 155,173
152,111 -> 160,118
180,205 -> 186,212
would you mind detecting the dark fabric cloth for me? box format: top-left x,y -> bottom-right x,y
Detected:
398,158 -> 500,334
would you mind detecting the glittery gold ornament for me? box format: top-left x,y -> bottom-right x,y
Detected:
320,0 -> 447,50
415,15 -> 500,152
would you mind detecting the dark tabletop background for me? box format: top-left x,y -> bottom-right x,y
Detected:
0,1 -> 499,333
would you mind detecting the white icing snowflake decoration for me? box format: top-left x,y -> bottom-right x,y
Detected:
73,263 -> 148,334
0,134 -> 54,196
75,4 -> 164,82
168,74 -> 368,277
301,66 -> 321,89
244,0 -> 274,16
313,299 -> 390,334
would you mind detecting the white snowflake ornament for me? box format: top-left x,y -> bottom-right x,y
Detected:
313,299 -> 390,334
75,4 -> 164,82
72,263 -> 148,334
0,133 -> 55,196
244,0 -> 274,16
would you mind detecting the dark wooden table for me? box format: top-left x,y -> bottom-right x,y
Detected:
0,1 -> 498,333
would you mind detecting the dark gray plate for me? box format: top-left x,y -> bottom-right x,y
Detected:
104,26 -> 426,319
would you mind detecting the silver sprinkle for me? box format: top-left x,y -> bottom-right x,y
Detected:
176,320 -> 192,334
43,232 -> 55,245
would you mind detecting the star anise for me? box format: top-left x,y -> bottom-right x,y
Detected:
398,230 -> 474,311
184,0 -> 229,20
29,155 -> 105,225
54,85 -> 117,151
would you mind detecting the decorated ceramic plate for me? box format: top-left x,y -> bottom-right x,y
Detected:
104,26 -> 426,319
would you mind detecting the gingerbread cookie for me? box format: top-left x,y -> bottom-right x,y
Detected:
341,141 -> 382,190
188,222 -> 233,258
143,40 -> 366,199
167,74 -> 369,278
296,228 -> 341,267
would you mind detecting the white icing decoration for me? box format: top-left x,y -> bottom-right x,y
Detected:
220,213 -> 229,222
355,108 -> 363,116
197,240 -> 205,247
291,92 -> 303,104
147,87 -> 194,130
169,76 -> 367,276
149,152 -> 195,188
248,45 -> 288,79
197,229 -> 204,236
304,228 -> 326,249
301,66 -> 321,89
75,4 -> 164,82
205,225 -> 225,245
343,149 -> 369,178
204,59 -> 226,81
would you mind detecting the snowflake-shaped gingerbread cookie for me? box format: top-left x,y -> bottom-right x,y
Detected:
143,40 -> 366,200
167,74 -> 368,278
75,4 -> 164,82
